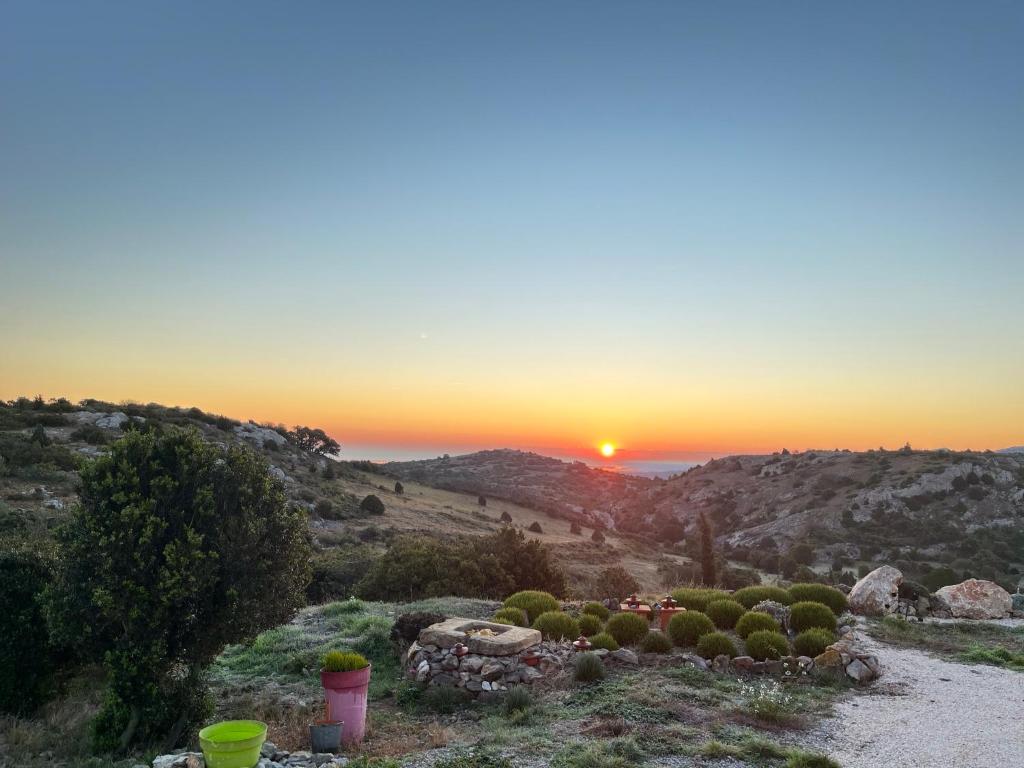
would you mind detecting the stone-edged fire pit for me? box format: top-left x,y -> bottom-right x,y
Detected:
418,617 -> 541,655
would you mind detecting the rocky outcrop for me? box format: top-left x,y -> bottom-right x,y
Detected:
151,745 -> 349,768
813,627 -> 881,684
934,579 -> 1012,619
849,566 -> 902,616
96,411 -> 129,429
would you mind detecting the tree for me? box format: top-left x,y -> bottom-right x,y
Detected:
499,511 -> 513,524
394,481 -> 404,495
30,424 -> 50,447
0,541 -> 54,715
592,566 -> 640,600
570,521 -> 582,535
789,543 -> 815,566
478,495 -> 487,507
698,512 -> 716,586
288,425 -> 340,456
360,494 -> 385,515
46,429 -> 310,752
591,529 -> 606,544
528,521 -> 543,534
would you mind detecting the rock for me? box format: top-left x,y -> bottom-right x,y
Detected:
681,653 -> 708,671
441,655 -> 459,671
849,565 -> 903,616
732,655 -> 755,671
393,612 -> 447,644
268,465 -> 289,482
751,600 -> 791,633
1012,593 -> 1024,615
234,422 -> 288,448
712,654 -> 730,673
153,754 -> 204,768
311,754 -> 333,766
43,498 -> 65,509
461,655 -> 484,674
415,659 -> 430,682
418,617 -> 541,655
96,411 -> 129,429
262,742 -> 279,759
610,648 -> 639,665
934,579 -> 1013,619
846,658 -> 874,683
480,662 -> 504,681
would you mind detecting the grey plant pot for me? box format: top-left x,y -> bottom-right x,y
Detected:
309,720 -> 343,753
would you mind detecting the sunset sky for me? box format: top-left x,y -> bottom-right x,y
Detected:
2,2 -> 1022,465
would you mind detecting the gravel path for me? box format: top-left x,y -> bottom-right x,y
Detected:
804,623 -> 1024,768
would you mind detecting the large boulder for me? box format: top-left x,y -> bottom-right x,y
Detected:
849,565 -> 902,616
934,579 -> 1012,619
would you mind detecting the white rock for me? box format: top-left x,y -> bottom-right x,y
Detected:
934,579 -> 1013,619
96,412 -> 129,429
849,565 -> 902,616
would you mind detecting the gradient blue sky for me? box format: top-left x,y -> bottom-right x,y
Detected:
2,2 -> 1022,463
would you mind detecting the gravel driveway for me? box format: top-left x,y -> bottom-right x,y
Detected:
803,622 -> 1024,768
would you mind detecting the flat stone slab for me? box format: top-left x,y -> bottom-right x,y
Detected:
419,617 -> 541,656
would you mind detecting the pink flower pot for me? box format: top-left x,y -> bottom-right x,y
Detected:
320,664 -> 371,744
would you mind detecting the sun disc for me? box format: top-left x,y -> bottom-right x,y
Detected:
600,442 -> 616,458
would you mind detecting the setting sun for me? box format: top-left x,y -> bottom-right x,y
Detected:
600,442 -> 616,458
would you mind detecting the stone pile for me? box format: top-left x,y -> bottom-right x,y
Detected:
150,741 -> 350,768
812,626 -> 882,684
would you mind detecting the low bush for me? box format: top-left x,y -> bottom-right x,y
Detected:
504,590 -> 560,623
704,599 -> 746,629
745,630 -> 790,661
581,601 -> 610,620
733,585 -> 793,608
502,685 -> 532,715
422,685 -> 471,714
787,584 -> 848,615
789,601 -> 837,633
577,613 -> 602,636
735,611 -> 781,639
696,631 -> 738,659
322,650 -> 369,672
793,628 -> 836,658
670,587 -> 730,611
494,607 -> 529,627
532,611 -> 579,641
588,632 -> 619,651
605,611 -> 649,646
667,611 -> 715,647
360,494 -> 386,515
640,632 -> 673,654
573,652 -> 605,683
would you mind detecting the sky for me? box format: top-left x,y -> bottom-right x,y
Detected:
1,2 -> 1023,467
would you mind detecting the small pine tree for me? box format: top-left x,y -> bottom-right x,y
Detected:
699,512 -> 716,586
500,511 -> 513,523
30,424 -> 50,447
478,495 -> 487,507
394,481 -> 404,495
528,521 -> 543,534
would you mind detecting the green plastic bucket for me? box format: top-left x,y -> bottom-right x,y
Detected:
198,720 -> 267,768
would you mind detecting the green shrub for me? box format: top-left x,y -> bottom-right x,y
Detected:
670,587 -> 730,611
503,685 -> 532,715
573,652 -> 605,683
577,613 -> 602,637
787,584 -> 848,615
360,494 -> 386,515
667,611 -> 715,647
422,685 -> 471,714
696,632 -> 738,659
640,632 -> 672,654
605,611 -> 649,646
588,632 -> 619,651
784,753 -> 841,768
504,590 -> 560,623
0,543 -> 54,715
733,585 -> 793,608
789,601 -> 837,633
322,650 -> 369,672
494,607 -> 529,627
532,611 -> 579,641
745,630 -> 790,660
704,599 -> 746,629
735,611 -> 781,639
792,628 -> 836,658
581,601 -> 610,620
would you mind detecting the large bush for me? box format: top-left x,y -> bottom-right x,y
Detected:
735,611 -> 781,639
605,611 -> 650,646
670,587 -> 730,612
532,611 -> 579,641
704,599 -> 746,629
577,613 -> 602,637
640,632 -> 672,654
667,611 -> 715,647
494,607 -> 529,627
581,601 -> 610,621
588,632 -> 619,651
0,542 -> 54,715
696,631 -> 738,659
504,590 -> 560,623
733,585 -> 793,608
744,630 -> 790,661
45,429 -> 311,752
793,628 -> 836,658
789,602 -> 837,633
591,566 -> 640,600
787,584 -> 847,616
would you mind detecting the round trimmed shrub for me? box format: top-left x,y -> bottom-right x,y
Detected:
640,632 -> 673,654
588,632 -> 619,651
793,628 -> 836,658
704,599 -> 746,629
733,585 -> 793,608
745,630 -> 790,661
789,601 -> 837,633
696,631 -> 738,659
605,611 -> 649,646
581,601 -> 610,621
735,611 -> 781,639
667,610 -> 715,647
787,584 -> 848,615
574,652 -> 605,682
494,607 -> 529,627
504,590 -> 560,623
670,587 -> 730,612
577,613 -> 602,637
532,611 -> 579,640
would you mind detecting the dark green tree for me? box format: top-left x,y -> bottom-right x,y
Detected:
360,494 -> 386,515
477,495 -> 487,507
30,424 -> 50,447
394,481 -> 404,495
592,565 -> 640,600
698,512 -> 716,586
0,541 -> 54,715
46,429 -> 311,752
288,425 -> 340,456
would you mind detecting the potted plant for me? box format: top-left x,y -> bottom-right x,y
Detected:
320,650 -> 371,745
